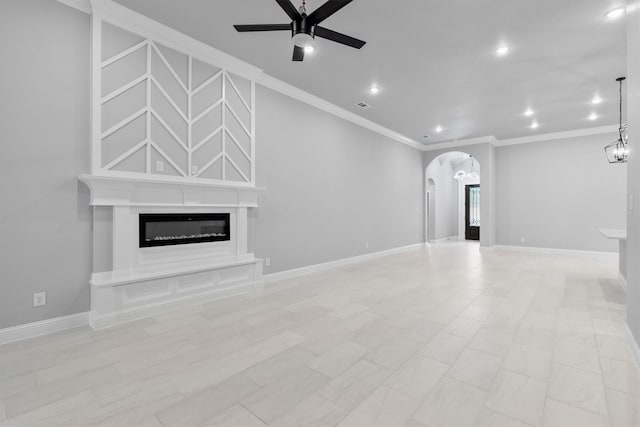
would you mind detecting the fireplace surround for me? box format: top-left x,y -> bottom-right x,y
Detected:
79,175 -> 264,329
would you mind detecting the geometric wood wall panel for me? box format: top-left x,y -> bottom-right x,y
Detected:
94,22 -> 255,184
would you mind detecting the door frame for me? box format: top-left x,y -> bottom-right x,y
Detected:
465,184 -> 480,241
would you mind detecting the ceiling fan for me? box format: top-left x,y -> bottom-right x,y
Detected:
233,0 -> 366,62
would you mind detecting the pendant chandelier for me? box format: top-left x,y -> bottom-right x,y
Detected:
454,155 -> 479,180
604,76 -> 628,163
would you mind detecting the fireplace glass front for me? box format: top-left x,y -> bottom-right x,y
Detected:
139,213 -> 230,248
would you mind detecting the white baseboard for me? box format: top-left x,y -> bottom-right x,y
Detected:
264,243 -> 425,284
0,312 -> 89,346
624,324 -> 640,373
488,244 -> 617,259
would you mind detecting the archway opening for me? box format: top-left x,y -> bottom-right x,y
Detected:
425,151 -> 481,242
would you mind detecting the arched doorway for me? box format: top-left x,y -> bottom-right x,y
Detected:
425,151 -> 481,242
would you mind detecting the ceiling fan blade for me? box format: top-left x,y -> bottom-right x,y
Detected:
275,0 -> 301,21
308,0 -> 354,24
234,24 -> 291,32
292,45 -> 305,61
233,24 -> 291,33
314,26 -> 366,49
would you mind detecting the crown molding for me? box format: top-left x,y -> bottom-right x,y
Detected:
421,125 -> 620,152
257,74 -> 423,151
420,136 -> 498,152
496,125 -> 619,147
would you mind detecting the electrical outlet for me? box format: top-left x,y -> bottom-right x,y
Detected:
33,292 -> 46,307
520,237 -> 526,243
365,242 -> 369,249
155,160 -> 164,172
265,258 -> 271,266
191,165 -> 198,175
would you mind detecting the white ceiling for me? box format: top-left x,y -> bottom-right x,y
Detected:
114,0 -> 627,144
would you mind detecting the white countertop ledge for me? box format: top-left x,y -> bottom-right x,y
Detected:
599,228 -> 627,240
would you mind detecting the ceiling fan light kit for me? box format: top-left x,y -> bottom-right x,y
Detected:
292,31 -> 315,49
234,0 -> 366,62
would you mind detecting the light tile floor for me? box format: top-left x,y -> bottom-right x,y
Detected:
1,242 -> 638,427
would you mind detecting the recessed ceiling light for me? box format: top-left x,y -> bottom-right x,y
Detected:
589,112 -> 598,121
423,135 -> 430,139
369,85 -> 380,95
496,46 -> 510,56
606,7 -> 626,20
530,121 -> 539,129
304,45 -> 315,54
524,108 -> 534,117
435,125 -> 443,133
592,96 -> 603,104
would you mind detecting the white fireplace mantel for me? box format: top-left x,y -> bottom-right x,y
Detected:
79,174 -> 265,330
78,174 -> 265,208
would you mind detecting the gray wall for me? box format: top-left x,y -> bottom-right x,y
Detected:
0,0 -> 92,328
626,0 -> 640,353
496,134 -> 626,252
253,86 -> 424,274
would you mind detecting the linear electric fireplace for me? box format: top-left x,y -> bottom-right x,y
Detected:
139,213 -> 230,248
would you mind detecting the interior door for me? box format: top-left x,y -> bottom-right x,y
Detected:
465,184 -> 480,240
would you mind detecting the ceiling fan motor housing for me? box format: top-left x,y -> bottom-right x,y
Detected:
292,16 -> 315,45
